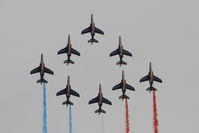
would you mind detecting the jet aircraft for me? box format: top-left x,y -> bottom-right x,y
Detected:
109,36 -> 132,66
30,54 -> 54,84
88,84 -> 112,114
57,35 -> 80,65
56,76 -> 80,106
112,70 -> 135,100
81,14 -> 104,44
140,62 -> 162,92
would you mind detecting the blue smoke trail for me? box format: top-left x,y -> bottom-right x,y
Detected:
69,105 -> 72,133
43,83 -> 47,133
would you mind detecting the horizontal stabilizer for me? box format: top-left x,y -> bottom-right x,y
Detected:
88,38 -> 98,43
146,87 -> 157,92
116,60 -> 127,66
119,95 -> 129,100
64,59 -> 74,64
62,100 -> 73,106
95,109 -> 106,114
37,79 -> 48,84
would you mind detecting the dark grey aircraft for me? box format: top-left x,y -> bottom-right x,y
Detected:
30,54 -> 54,84
57,35 -> 80,65
112,70 -> 135,100
109,36 -> 132,66
56,76 -> 80,106
81,14 -> 104,44
140,62 -> 162,92
88,84 -> 112,114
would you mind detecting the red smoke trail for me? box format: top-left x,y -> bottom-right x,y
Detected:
125,99 -> 130,133
153,90 -> 159,133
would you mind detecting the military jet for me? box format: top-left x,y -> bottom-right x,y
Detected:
56,76 -> 80,106
88,84 -> 112,114
109,36 -> 132,66
30,54 -> 54,84
112,70 -> 135,100
140,62 -> 162,92
57,35 -> 80,65
81,14 -> 104,44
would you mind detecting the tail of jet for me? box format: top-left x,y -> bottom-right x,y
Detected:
62,100 -> 74,106
37,78 -> 48,84
116,60 -> 127,66
95,108 -> 106,114
64,59 -> 74,65
88,38 -> 98,44
119,94 -> 129,100
146,86 -> 157,92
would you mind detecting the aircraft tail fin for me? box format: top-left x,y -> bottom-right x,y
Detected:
146,87 -> 157,92
64,59 -> 74,65
119,95 -> 129,100
95,108 -> 106,114
116,60 -> 127,66
62,100 -> 73,106
37,78 -> 48,84
88,38 -> 98,44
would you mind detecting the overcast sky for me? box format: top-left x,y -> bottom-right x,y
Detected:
0,0 -> 199,133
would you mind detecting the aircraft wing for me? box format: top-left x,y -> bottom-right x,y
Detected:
102,97 -> 112,105
140,74 -> 149,82
71,48 -> 80,56
112,83 -> 122,90
95,27 -> 104,35
57,47 -> 68,55
30,66 -> 40,74
56,88 -> 66,96
110,49 -> 119,57
153,75 -> 162,83
71,89 -> 80,97
81,26 -> 91,34
88,96 -> 99,104
126,83 -> 135,91
44,67 -> 54,75
123,49 -> 132,57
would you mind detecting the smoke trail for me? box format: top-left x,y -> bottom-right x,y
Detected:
125,99 -> 130,133
69,105 -> 72,133
43,83 -> 47,133
152,90 -> 159,133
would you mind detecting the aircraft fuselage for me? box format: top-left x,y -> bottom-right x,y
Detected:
66,77 -> 71,98
40,55 -> 45,78
98,87 -> 103,107
149,63 -> 154,86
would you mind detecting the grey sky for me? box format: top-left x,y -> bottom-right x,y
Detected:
0,0 -> 199,133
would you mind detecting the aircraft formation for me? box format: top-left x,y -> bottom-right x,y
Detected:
30,14 -> 163,114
